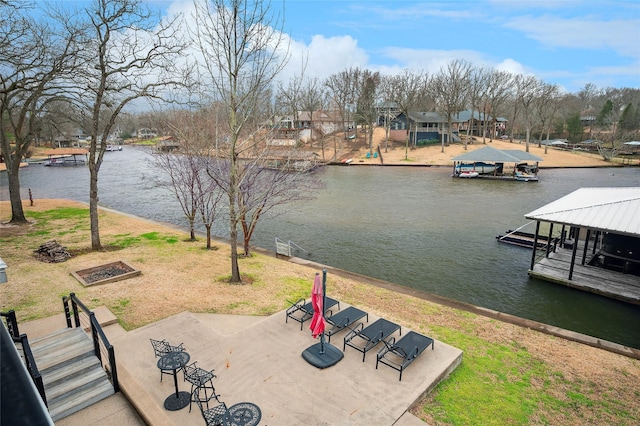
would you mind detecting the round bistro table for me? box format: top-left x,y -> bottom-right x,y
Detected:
157,351 -> 191,411
225,402 -> 262,426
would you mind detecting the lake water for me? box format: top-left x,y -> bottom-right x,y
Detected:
2,147 -> 640,348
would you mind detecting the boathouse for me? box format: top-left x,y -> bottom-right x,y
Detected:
452,145 -> 543,180
525,187 -> 640,305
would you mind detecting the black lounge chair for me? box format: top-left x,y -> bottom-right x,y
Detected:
285,297 -> 340,330
343,318 -> 401,362
325,306 -> 368,343
376,331 -> 434,381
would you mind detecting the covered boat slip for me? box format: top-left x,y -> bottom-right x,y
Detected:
42,148 -> 88,166
452,145 -> 543,181
525,187 -> 640,305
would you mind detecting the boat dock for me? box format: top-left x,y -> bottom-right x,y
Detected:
497,230 -> 555,248
497,221 -> 555,248
529,244 -> 640,305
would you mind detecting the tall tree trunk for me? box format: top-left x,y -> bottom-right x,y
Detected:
7,160 -> 27,223
89,161 -> 102,250
205,224 -> 212,249
228,159 -> 241,282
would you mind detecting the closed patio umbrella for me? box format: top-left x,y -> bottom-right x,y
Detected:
309,273 -> 325,338
301,270 -> 344,368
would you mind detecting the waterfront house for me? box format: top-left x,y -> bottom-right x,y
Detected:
389,112 -> 462,144
455,109 -> 508,138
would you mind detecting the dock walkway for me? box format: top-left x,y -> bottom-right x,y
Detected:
529,245 -> 640,305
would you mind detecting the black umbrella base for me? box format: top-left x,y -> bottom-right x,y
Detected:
302,342 -> 344,369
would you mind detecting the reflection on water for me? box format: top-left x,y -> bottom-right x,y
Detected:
2,147 -> 640,348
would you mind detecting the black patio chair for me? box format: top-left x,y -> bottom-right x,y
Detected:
184,361 -> 220,412
150,338 -> 185,381
285,297 -> 340,330
195,395 -> 228,426
343,318 -> 401,362
376,331 -> 434,381
325,306 -> 368,343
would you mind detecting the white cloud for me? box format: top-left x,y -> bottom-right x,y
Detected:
279,34 -> 369,83
505,15 -> 640,58
494,58 -> 530,76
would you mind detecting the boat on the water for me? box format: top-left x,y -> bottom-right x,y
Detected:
458,171 -> 479,178
515,170 -> 538,182
454,162 -> 499,175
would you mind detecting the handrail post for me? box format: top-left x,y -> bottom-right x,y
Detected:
108,347 -> 120,392
70,293 -> 80,328
63,296 -> 72,328
89,312 -> 101,362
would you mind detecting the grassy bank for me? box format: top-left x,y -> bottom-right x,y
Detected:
1,200 -> 638,425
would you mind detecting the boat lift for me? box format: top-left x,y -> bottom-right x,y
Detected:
275,237 -> 310,258
496,220 -> 559,249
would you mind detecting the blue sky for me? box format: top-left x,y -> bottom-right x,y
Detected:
154,1 -> 638,92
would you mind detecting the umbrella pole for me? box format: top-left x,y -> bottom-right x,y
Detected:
319,269 -> 327,354
301,269 -> 344,369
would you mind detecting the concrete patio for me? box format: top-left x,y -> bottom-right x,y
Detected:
22,305 -> 463,425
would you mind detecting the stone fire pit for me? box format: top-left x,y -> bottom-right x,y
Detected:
72,261 -> 141,287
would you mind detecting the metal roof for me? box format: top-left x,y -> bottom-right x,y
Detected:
452,145 -> 543,163
407,111 -> 461,124
525,187 -> 640,237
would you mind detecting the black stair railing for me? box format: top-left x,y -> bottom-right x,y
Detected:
1,310 -> 47,407
62,293 -> 120,393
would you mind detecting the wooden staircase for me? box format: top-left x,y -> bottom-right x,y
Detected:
29,327 -> 114,421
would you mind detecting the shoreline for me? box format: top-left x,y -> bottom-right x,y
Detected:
20,199 -> 640,358
2,198 -> 640,424
263,246 -> 640,359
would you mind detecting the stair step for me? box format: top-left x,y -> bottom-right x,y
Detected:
42,356 -> 103,387
30,327 -> 83,347
46,366 -> 110,402
21,323 -> 117,422
34,338 -> 94,373
48,377 -> 115,422
31,328 -> 89,357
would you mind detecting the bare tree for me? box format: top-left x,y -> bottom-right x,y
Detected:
533,83 -> 562,152
382,69 -> 429,158
464,66 -> 489,147
150,151 -> 214,241
276,73 -> 303,133
516,75 -> 544,152
74,0 -> 186,250
193,0 -> 288,283
0,2 -> 81,223
325,68 -> 362,157
354,69 -> 380,156
299,77 -> 325,155
481,69 -> 512,142
154,106 -> 225,248
237,163 -> 324,256
431,59 -> 471,152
